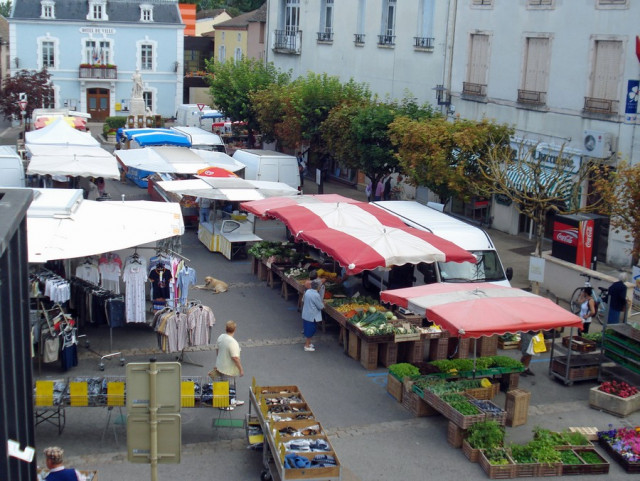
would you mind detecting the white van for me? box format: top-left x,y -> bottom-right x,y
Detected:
363,200 -> 513,291
175,104 -> 214,127
232,149 -> 301,191
170,126 -> 227,153
0,146 -> 26,187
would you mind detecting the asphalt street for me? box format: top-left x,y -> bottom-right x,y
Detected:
7,122 -> 640,481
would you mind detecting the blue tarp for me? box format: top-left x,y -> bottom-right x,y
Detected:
117,128 -> 192,147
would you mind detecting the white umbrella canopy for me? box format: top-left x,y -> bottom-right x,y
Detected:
26,145 -> 120,179
27,189 -> 184,263
25,117 -> 100,147
116,146 -> 216,174
157,178 -> 298,201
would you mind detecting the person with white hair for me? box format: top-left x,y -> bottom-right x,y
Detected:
607,272 -> 629,325
43,446 -> 86,481
302,278 -> 324,352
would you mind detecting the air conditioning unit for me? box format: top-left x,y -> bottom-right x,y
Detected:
583,130 -> 612,158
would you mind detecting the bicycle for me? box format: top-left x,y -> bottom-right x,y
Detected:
569,273 -> 608,323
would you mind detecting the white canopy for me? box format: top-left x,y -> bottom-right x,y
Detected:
157,178 -> 299,202
27,189 -> 184,263
116,146 -> 243,174
26,145 -> 120,179
25,118 -> 99,147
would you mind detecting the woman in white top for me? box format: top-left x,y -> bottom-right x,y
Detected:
578,287 -> 597,334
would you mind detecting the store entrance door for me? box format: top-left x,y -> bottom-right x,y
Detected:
87,88 -> 109,121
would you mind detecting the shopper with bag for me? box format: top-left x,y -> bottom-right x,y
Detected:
520,331 -> 547,377
212,320 -> 244,410
578,287 -> 597,334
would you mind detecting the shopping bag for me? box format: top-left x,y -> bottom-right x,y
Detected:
526,337 -> 536,356
532,332 -> 547,353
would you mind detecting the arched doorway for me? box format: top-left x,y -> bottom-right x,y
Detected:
87,88 -> 109,121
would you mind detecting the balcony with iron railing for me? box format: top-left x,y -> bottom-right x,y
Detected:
583,97 -> 619,115
79,64 -> 117,80
517,89 -> 546,105
273,30 -> 301,54
462,82 -> 487,97
414,37 -> 435,49
354,33 -> 365,45
317,30 -> 333,42
377,34 -> 396,46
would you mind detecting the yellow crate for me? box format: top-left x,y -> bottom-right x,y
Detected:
212,381 -> 229,408
69,381 -> 89,407
107,381 -> 125,407
181,381 -> 195,407
35,381 -> 54,407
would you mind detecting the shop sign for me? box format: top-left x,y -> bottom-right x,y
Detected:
552,221 -> 578,246
80,27 -> 115,35
495,194 -> 512,206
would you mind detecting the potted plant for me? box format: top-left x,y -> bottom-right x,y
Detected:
510,443 -> 540,477
463,420 -> 504,462
478,447 -> 515,478
589,380 -> 640,417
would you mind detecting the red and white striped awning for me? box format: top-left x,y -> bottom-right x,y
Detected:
381,283 -> 582,338
241,194 -> 359,218
242,198 -> 476,274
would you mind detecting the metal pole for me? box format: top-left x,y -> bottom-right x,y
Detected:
149,358 -> 158,481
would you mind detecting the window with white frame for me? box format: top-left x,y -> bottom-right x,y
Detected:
471,0 -> 492,7
519,36 -> 550,103
527,0 -> 553,7
380,0 -> 397,43
284,0 -> 300,35
143,91 -> 153,112
464,33 -> 490,95
41,40 -> 55,69
597,0 -> 628,7
140,4 -> 153,22
320,0 -> 334,35
234,47 -> 242,62
141,43 -> 153,70
87,0 -> 108,21
41,0 -> 55,19
416,0 -> 435,47
85,39 -> 111,65
218,45 -> 226,63
589,39 -> 623,102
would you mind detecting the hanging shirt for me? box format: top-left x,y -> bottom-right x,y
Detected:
177,267 -> 197,304
99,261 -> 121,294
149,267 -> 172,300
75,263 -> 100,285
123,263 -> 148,323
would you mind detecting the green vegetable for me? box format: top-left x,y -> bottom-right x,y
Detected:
559,450 -> 582,465
484,448 -> 511,465
466,421 -> 505,449
441,393 -> 481,415
579,450 -> 603,464
388,363 -> 420,379
510,444 -> 536,464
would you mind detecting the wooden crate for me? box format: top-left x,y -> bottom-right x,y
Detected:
348,330 -> 361,360
401,385 -> 438,417
449,337 -> 470,359
470,335 -> 499,357
479,449 -> 517,479
550,356 -> 599,381
429,337 -> 449,361
462,439 -> 480,463
562,336 -> 597,353
378,341 -> 398,367
447,420 -> 465,448
465,383 -> 500,401
360,340 -> 379,370
505,389 -> 531,427
498,338 -> 521,350
600,438 -> 640,473
386,372 -> 403,403
535,462 -> 562,477
398,339 -> 424,363
499,373 -> 520,392
568,427 -> 598,442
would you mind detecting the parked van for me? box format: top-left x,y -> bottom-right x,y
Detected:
170,126 -> 227,153
232,149 -> 301,190
175,104 -> 215,127
363,200 -> 512,291
0,146 -> 26,187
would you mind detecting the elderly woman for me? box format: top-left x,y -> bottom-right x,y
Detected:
301,279 -> 324,352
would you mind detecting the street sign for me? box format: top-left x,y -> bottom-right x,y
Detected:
197,103 -> 206,111
127,413 -> 181,464
18,101 -> 27,111
126,362 -> 181,413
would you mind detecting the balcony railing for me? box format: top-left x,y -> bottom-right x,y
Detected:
273,30 -> 301,54
414,37 -> 435,49
377,34 -> 396,46
583,97 -> 619,115
462,82 -> 487,97
317,31 -> 333,42
354,33 -> 365,44
79,65 -> 117,79
517,89 -> 546,105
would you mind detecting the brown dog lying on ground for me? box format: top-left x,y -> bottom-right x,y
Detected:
193,276 -> 229,293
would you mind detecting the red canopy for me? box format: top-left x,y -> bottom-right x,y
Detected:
240,194 -> 358,218
243,199 -> 476,275
380,282 -> 582,338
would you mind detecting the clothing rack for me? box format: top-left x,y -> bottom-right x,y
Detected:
134,246 -> 191,263
176,298 -> 205,367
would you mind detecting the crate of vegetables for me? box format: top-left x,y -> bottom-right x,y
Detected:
440,392 -> 486,429
469,398 -> 507,425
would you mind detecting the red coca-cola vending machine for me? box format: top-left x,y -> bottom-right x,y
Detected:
551,214 -> 603,269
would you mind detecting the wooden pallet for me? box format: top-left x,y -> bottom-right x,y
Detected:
568,426 -> 599,441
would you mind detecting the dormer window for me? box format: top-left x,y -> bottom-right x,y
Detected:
87,0 -> 109,21
140,4 -> 153,22
41,0 -> 55,19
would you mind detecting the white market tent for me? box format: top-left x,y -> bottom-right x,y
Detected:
27,189 -> 184,263
157,177 -> 299,201
116,146 -> 244,175
25,118 -> 120,179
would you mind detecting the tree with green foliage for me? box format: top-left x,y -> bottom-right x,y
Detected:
0,69 -> 53,121
206,57 -> 290,147
322,97 -> 437,200
0,1 -> 11,17
389,117 -> 513,206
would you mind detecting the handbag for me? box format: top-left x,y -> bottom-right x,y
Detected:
532,332 -> 547,353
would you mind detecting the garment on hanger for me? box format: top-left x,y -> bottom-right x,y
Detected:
75,257 -> 100,284
187,303 -> 216,346
177,265 -> 197,305
123,255 -> 148,323
99,255 -> 121,294
149,264 -> 172,300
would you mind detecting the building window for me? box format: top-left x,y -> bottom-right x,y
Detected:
584,39 -> 623,114
518,36 -> 550,105
259,22 -> 265,44
528,0 -> 553,7
471,0 -> 493,7
221,32 -> 225,41
218,45 -> 226,64
43,87 -> 55,109
356,0 -> 366,43
597,0 -> 628,7
41,1 -> 55,19
141,44 -> 153,70
234,47 -> 242,62
87,0 -> 108,21
140,5 -> 153,22
320,0 -> 334,37
379,0 -> 396,46
415,0 -> 435,49
143,91 -> 153,112
42,41 -> 55,68
284,0 -> 300,35
463,33 -> 490,97
85,40 -> 111,65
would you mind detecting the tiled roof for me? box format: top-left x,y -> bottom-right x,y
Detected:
215,3 -> 266,29
196,8 -> 227,20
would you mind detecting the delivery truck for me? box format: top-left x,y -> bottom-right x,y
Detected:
232,149 -> 301,191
